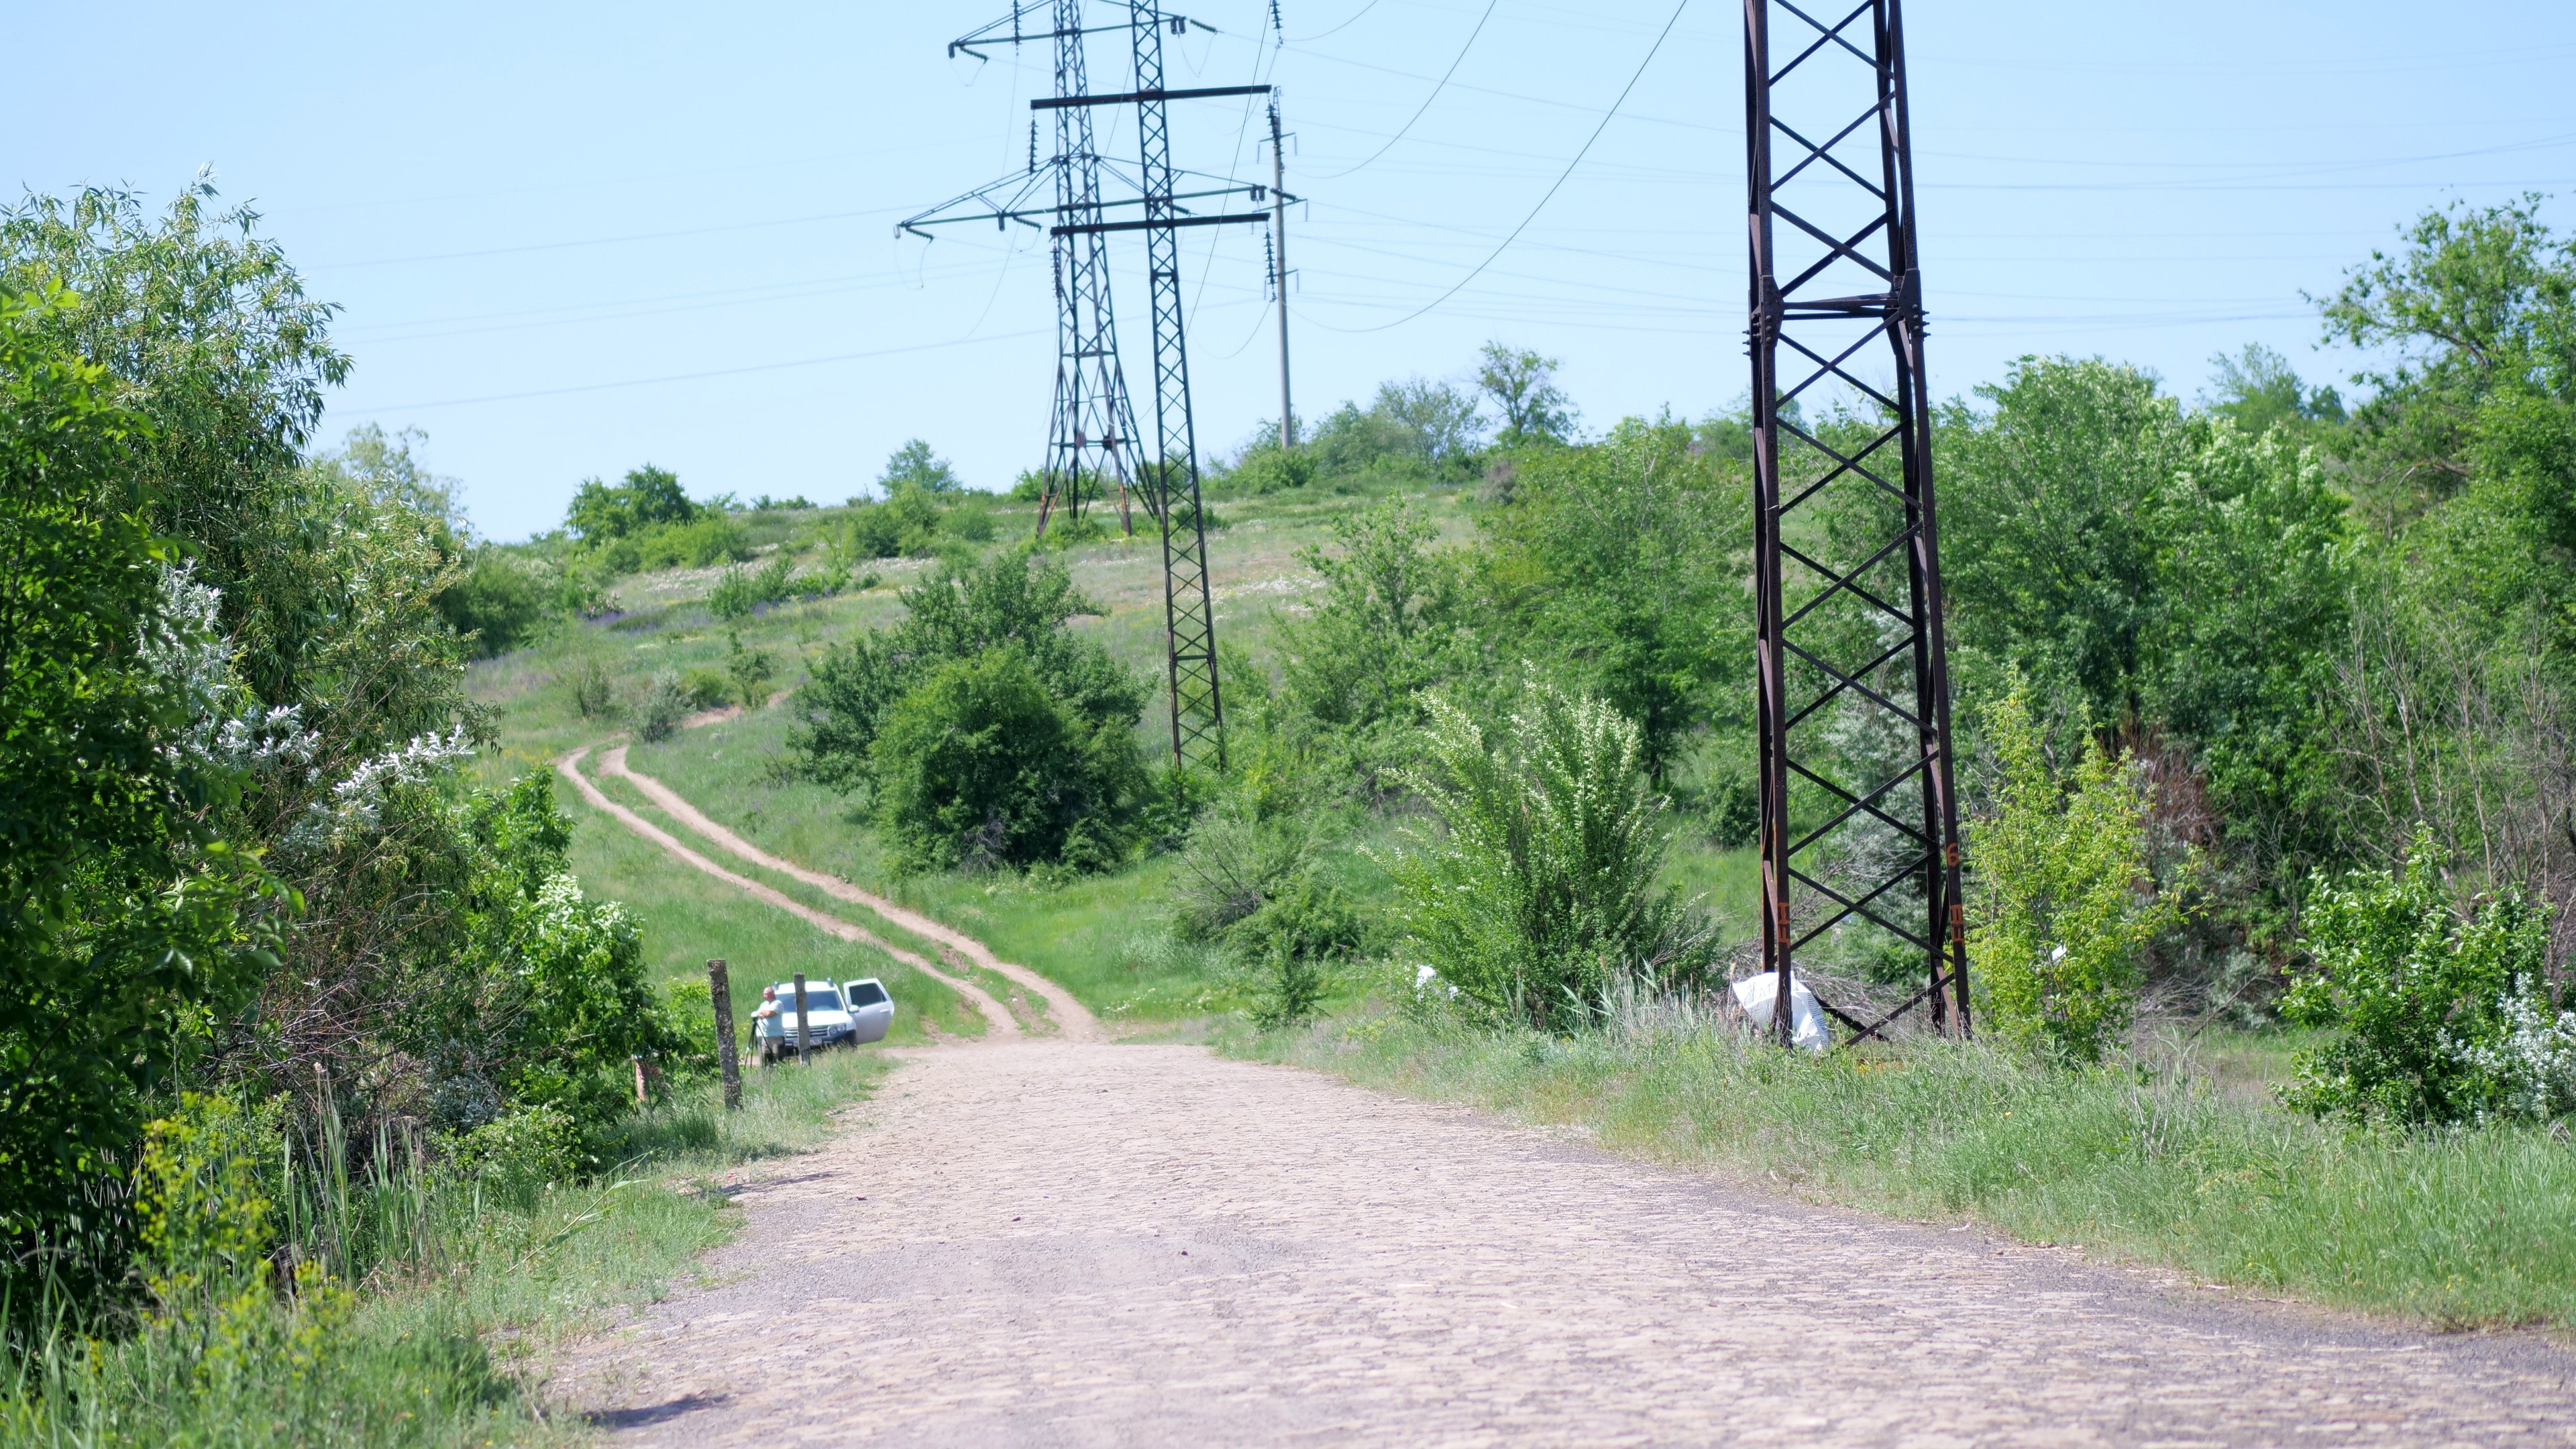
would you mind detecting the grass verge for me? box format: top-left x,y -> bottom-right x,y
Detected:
1,1051 -> 894,1448
1228,1000 -> 2576,1330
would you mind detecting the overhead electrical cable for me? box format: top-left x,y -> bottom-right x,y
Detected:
1327,0 -> 1694,334
1283,0 -> 1380,43
1311,0 -> 1502,180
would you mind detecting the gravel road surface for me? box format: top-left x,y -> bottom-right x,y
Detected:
566,1041 -> 2576,1447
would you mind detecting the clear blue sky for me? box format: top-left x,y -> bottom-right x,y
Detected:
11,1 -> 2575,539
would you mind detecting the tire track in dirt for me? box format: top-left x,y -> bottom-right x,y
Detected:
555,747 -> 1020,1039
602,749 -> 1102,1042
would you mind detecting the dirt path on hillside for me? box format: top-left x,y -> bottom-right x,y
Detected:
555,747 -> 1020,1038
567,1043 -> 2576,1448
600,749 -> 1101,1043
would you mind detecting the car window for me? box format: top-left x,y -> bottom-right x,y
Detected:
844,981 -> 890,1008
774,987 -> 841,1013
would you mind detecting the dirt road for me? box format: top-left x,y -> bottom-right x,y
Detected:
568,1041 -> 2576,1447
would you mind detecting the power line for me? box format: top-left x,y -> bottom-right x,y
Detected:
1326,0 -> 1692,334
1311,0 -> 1500,180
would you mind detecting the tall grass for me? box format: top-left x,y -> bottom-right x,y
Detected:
1238,987 -> 2576,1328
0,1051 -> 890,1448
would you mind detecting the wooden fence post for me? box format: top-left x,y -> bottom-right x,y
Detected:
793,973 -> 812,1067
708,958 -> 742,1111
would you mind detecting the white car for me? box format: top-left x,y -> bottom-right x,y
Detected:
753,979 -> 895,1064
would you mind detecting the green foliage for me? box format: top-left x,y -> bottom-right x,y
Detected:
1476,341 -> 1574,444
429,773 -> 690,1136
2322,195 -> 2576,523
877,437 -> 961,494
1939,358 -> 2353,908
636,669 -> 688,742
708,553 -> 800,621
1474,414 -> 1748,782
2282,834 -> 2558,1125
1389,682 -> 1717,1030
631,511 -> 751,570
725,630 -> 775,709
1222,443 -> 1317,494
566,463 -> 696,541
869,648 -> 1145,873
0,286 -> 282,1296
2202,343 -> 2345,440
796,551 -> 1145,791
1275,499 -> 1474,790
1970,685 -> 2190,1063
444,1102 -> 578,1208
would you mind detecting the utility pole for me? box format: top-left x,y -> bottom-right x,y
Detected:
1269,95 -> 1293,449
1743,0 -> 1970,1046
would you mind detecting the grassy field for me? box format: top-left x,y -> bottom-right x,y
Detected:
471,482 -> 1760,1032
0,1051 -> 896,1448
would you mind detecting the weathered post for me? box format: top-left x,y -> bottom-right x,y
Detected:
631,1054 -> 648,1108
793,973 -> 812,1067
708,958 -> 741,1110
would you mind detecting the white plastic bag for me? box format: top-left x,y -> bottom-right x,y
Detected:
1731,971 -> 1831,1053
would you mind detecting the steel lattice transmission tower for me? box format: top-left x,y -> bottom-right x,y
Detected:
1743,0 -> 1970,1044
908,1 -> 1144,535
902,1 -> 1283,773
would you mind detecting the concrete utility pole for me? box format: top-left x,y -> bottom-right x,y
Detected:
1269,96 -> 1293,448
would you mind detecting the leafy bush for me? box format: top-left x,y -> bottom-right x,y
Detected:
869,648 -> 1145,873
726,630 -> 775,708
632,512 -> 752,570
568,655 -> 619,718
796,551 -> 1146,790
445,1102 -> 577,1207
1969,685 -> 2190,1063
637,669 -> 688,741
1224,444 -> 1316,494
2282,833 -> 2559,1124
680,668 -> 731,710
945,499 -> 998,543
1171,802 -> 1316,941
1388,681 -> 1717,1031
567,464 -> 696,541
710,553 -> 800,621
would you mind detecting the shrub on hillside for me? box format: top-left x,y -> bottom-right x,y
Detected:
795,551 -> 1145,792
632,513 -> 752,570
1388,680 -> 1717,1031
868,648 -> 1145,873
636,669 -> 689,741
2282,832 -> 2563,1124
1968,684 -> 2192,1063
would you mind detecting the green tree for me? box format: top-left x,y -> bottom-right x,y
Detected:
566,464 -> 696,541
1968,685 -> 2189,1063
0,287 -> 280,1293
1476,341 -> 1574,443
2199,343 -> 2345,441
878,438 -> 961,494
1474,415 -> 1747,782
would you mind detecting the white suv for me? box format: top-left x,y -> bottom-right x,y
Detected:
754,978 -> 896,1064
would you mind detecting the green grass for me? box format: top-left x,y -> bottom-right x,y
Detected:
1,1051 -> 896,1448
1230,1002 -> 2576,1330
555,749 -> 987,1042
